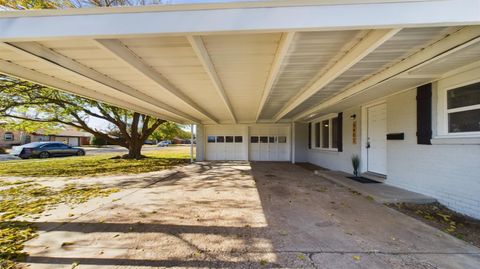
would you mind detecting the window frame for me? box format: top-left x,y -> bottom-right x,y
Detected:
3,132 -> 14,141
438,79 -> 480,138
310,113 -> 338,151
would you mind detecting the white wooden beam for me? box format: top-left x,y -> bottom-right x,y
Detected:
273,28 -> 400,121
0,0 -> 479,41
255,32 -> 295,122
94,39 -> 219,123
294,26 -> 480,121
187,35 -> 237,124
0,60 -> 185,123
1,41 -> 201,123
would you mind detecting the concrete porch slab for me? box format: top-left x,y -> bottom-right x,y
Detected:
314,170 -> 437,204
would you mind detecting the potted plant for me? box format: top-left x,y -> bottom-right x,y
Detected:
351,155 -> 360,177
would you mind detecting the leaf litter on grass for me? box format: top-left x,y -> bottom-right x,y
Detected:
0,182 -> 119,268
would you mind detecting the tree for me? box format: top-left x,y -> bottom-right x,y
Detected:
0,76 -> 166,159
0,0 -> 165,9
0,0 -> 73,9
150,122 -> 191,142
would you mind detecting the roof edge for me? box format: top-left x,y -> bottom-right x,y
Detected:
0,0 -> 435,18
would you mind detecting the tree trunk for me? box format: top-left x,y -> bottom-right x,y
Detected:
126,140 -> 143,159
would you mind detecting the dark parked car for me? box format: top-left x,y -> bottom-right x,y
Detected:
11,142 -> 86,159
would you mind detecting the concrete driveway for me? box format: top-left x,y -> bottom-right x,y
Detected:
21,162 -> 480,268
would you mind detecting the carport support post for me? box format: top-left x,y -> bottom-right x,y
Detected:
190,124 -> 194,163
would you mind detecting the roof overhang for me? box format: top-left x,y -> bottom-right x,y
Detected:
0,0 -> 479,124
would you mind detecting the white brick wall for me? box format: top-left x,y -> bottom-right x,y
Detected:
386,89 -> 480,219
306,71 -> 480,219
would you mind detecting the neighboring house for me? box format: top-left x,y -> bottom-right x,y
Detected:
0,129 -> 26,148
0,0 -> 479,219
30,130 -> 92,147
0,126 -> 92,148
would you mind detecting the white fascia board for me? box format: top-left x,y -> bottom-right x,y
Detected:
0,0 -> 479,41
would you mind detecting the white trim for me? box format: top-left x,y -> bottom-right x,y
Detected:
431,136 -> 480,144
360,99 -> 386,173
1,0 -> 479,41
290,122 -> 296,164
187,36 -> 237,124
0,1 -> 443,18
274,29 -> 400,121
309,113 -> 339,151
437,77 -> 480,137
256,32 -> 295,122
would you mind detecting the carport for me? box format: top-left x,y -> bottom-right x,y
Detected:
1,0 -> 480,163
2,0 -> 480,220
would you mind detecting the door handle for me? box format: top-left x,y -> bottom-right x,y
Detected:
366,142 -> 370,148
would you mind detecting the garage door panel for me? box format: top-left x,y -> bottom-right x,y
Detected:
249,125 -> 291,162
205,126 -> 247,161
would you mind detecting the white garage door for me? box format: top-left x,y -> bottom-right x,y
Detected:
205,126 -> 247,161
206,135 -> 245,160
249,126 -> 290,161
68,137 -> 79,147
54,137 -> 79,146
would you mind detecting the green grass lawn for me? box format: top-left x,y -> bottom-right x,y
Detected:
0,148 -> 192,177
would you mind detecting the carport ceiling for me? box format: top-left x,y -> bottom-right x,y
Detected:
0,0 -> 479,124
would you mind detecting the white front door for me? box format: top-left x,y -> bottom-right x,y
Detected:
367,103 -> 387,175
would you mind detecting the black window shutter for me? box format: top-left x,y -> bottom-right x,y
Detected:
417,83 -> 432,145
337,112 -> 343,152
308,122 -> 312,149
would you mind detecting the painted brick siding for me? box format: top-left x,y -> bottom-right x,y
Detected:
307,107 -> 362,173
386,88 -> 480,219
305,73 -> 480,219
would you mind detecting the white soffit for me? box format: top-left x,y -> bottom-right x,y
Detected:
290,27 -> 462,119
258,30 -> 364,120
201,33 -> 282,123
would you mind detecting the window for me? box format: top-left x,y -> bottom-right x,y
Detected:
250,136 -> 259,143
269,136 -> 275,143
216,136 -> 224,143
3,132 -> 14,141
57,143 -> 70,149
260,136 -> 268,143
321,120 -> 329,148
225,136 -> 233,143
235,136 -> 243,143
207,136 -> 216,143
310,114 -> 338,150
446,82 -> 480,133
278,136 -> 287,143
41,143 -> 57,149
314,122 -> 320,148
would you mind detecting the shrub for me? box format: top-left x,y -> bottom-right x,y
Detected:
0,147 -> 6,154
90,136 -> 107,147
351,155 -> 360,177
